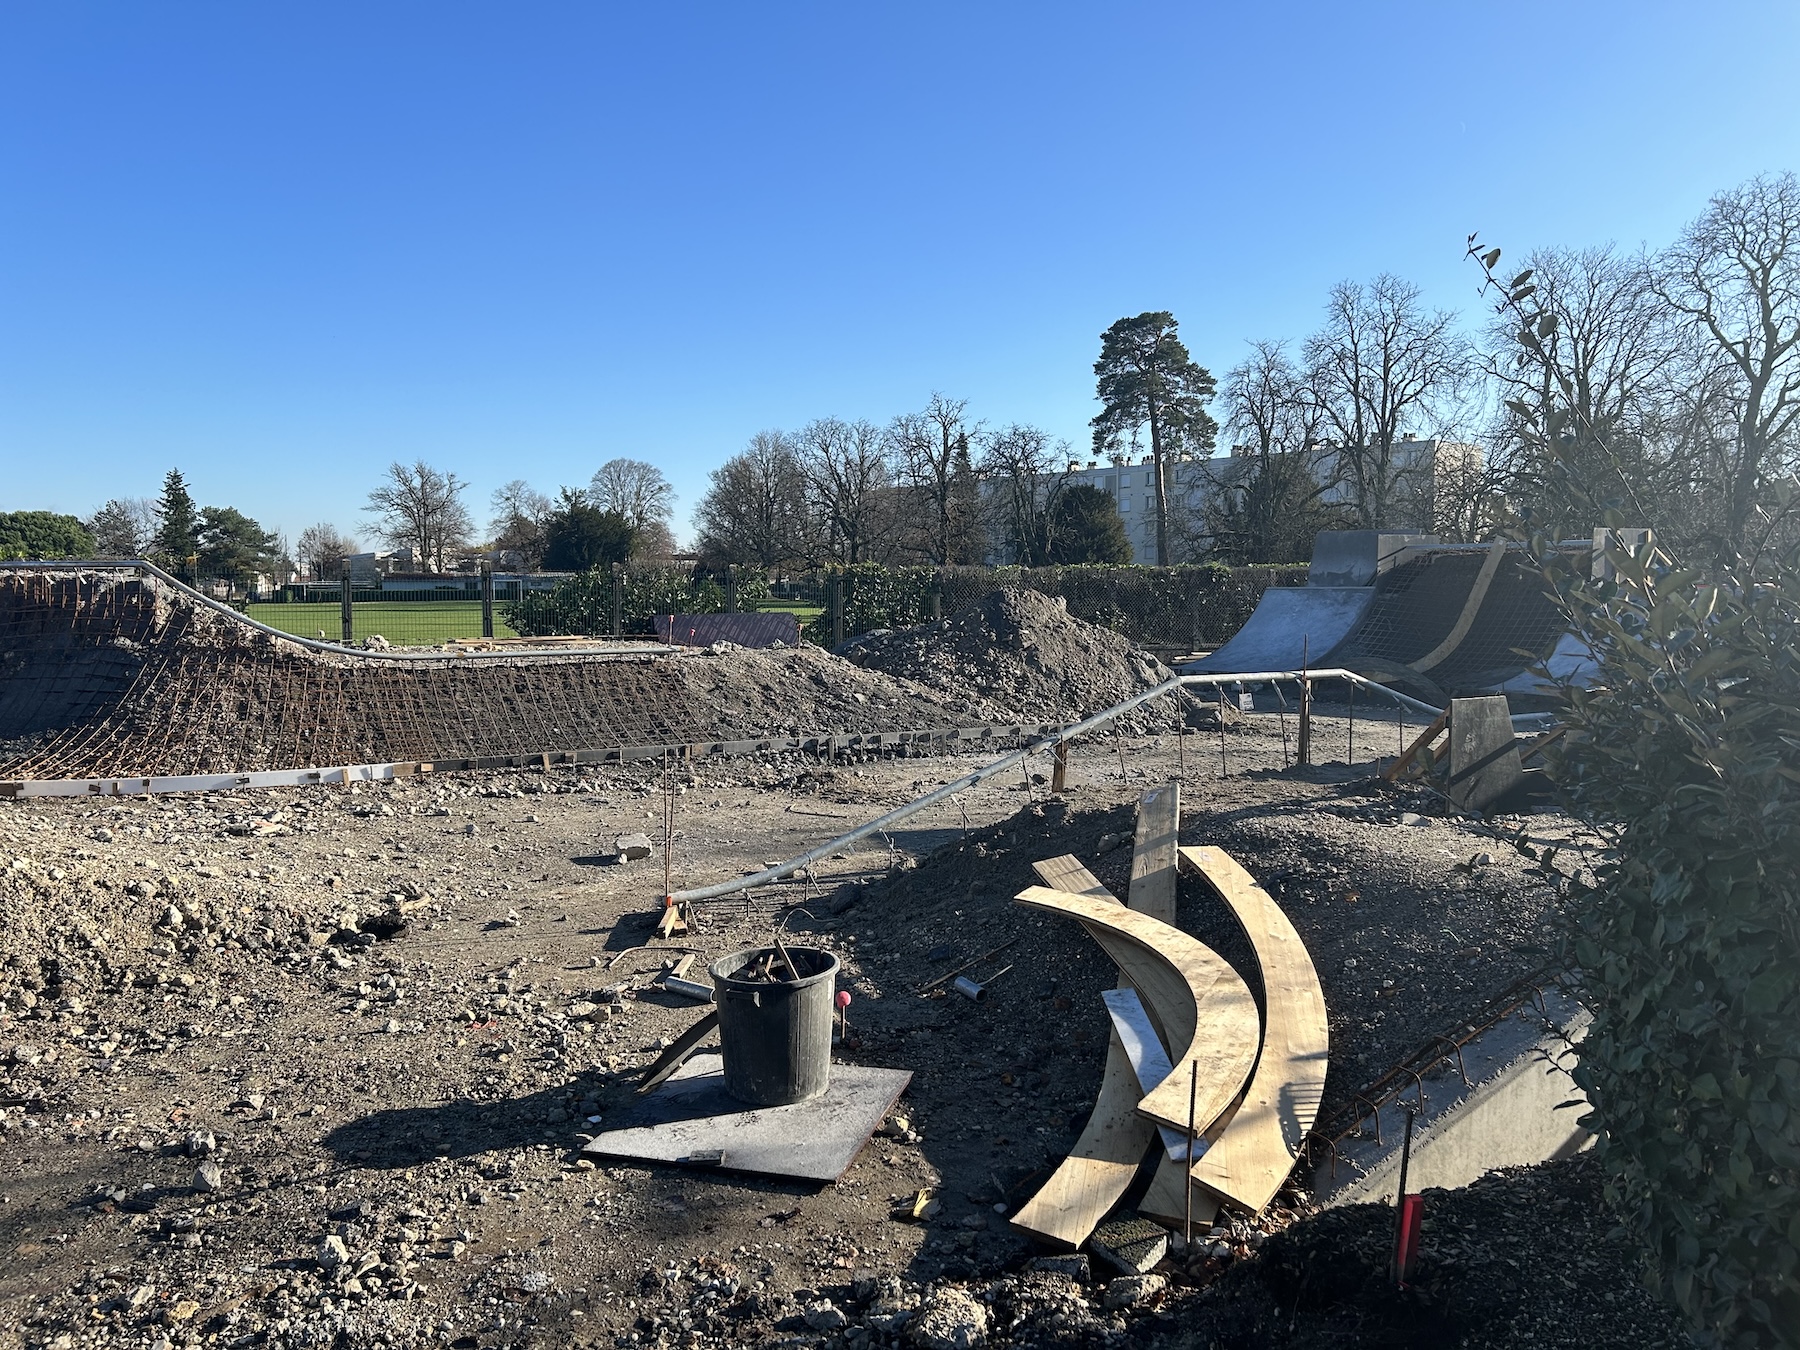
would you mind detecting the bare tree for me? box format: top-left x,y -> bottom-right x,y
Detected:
694,431 -> 812,568
1654,172 -> 1800,553
1303,275 -> 1473,529
363,461 -> 473,573
888,393 -> 984,564
488,480 -> 552,569
295,523 -> 358,580
979,423 -> 1073,565
1205,341 -> 1342,562
792,417 -> 894,564
589,459 -> 676,557
86,497 -> 160,557
1479,245 -> 1685,535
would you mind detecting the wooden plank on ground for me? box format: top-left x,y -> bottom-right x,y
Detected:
1012,856 -> 1147,1247
1014,887 -> 1259,1137
1127,782 -> 1180,926
1008,1024 -> 1157,1248
1174,845 -> 1329,1214
1031,855 -> 1115,902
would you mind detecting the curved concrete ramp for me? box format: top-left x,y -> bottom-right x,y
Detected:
1186,587 -> 1371,675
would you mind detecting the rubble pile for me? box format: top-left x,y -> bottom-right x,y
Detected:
0,568 -> 1023,779
844,588 -> 1189,731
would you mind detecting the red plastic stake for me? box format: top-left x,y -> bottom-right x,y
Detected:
1394,1193 -> 1424,1286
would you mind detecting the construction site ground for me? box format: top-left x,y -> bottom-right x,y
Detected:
0,713 -> 1685,1350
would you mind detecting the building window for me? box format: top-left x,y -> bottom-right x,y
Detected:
1119,473 -> 1130,487
1119,496 -> 1130,511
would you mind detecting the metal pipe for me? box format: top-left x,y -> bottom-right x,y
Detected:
663,675 -> 1185,904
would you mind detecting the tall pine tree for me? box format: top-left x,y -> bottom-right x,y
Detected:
152,469 -> 201,573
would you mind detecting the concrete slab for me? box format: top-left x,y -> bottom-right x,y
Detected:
1312,988 -> 1591,1206
581,1054 -> 911,1182
1186,587 -> 1372,675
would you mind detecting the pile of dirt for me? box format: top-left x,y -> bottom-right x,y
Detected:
844,588 -> 1189,732
1143,1154 -> 1688,1349
0,569 -> 1027,779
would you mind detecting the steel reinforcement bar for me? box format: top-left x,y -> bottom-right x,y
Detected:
0,723 -> 1067,799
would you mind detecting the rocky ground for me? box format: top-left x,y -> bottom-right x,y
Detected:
0,713 -> 1676,1349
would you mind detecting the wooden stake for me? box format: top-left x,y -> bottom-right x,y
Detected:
1184,1060 -> 1198,1249
1296,637 -> 1313,767
1218,688 -> 1228,777
1052,738 -> 1069,794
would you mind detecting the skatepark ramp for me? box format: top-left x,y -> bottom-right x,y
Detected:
1185,533 -> 1585,700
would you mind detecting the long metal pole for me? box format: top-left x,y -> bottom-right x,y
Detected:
663,675 -> 1185,904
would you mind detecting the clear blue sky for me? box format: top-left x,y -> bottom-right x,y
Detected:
3,2 -> 1797,549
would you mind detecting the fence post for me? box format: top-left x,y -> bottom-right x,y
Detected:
610,561 -> 623,638
829,572 -> 845,647
480,561 -> 495,639
339,570 -> 353,645
929,569 -> 942,622
724,567 -> 737,614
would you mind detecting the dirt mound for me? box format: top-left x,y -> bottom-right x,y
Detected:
844,587 -> 1187,730
0,569 -> 1024,780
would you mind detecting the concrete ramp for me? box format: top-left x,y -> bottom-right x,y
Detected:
1324,547 -> 1571,696
1186,587 -> 1371,674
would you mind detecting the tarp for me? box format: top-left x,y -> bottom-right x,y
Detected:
1185,587 -> 1373,675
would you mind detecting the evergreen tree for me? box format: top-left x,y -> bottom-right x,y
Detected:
152,469 -> 201,572
541,489 -> 637,572
1047,485 -> 1133,564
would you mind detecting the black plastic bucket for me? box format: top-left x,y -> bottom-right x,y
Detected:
709,946 -> 839,1106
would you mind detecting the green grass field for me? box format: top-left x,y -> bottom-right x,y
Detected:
756,602 -> 824,621
246,601 -> 517,645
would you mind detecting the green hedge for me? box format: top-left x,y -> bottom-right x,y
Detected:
803,561 -> 1309,648
1549,537 -> 1800,1344
505,565 -> 771,637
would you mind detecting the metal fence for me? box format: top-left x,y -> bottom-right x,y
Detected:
234,573 -> 511,648
198,559 -> 1309,651
794,562 -> 1311,653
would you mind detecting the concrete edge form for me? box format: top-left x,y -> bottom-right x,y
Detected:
1310,986 -> 1592,1206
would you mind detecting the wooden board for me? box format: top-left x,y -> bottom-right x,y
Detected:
1008,1023 -> 1157,1248
1012,855 -> 1151,1247
1014,887 -> 1259,1137
1127,783 -> 1180,925
583,1055 -> 910,1182
1031,854 -> 1114,901
1175,846 -> 1329,1214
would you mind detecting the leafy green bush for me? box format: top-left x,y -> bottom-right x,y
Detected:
0,510 -> 95,560
506,565 -> 771,637
1547,537 -> 1800,1344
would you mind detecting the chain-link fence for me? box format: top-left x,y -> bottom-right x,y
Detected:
234,573 -> 521,647
797,562 -> 1310,652
500,560 -> 1308,653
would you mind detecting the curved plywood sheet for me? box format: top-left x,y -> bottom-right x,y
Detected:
1010,854 -> 1150,1248
1177,845 -> 1329,1213
1015,887 -> 1260,1137
1008,1023 -> 1157,1248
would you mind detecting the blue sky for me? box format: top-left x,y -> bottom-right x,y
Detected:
3,2 -> 1797,549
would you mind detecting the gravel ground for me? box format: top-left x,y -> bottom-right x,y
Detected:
0,714 -> 1672,1349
